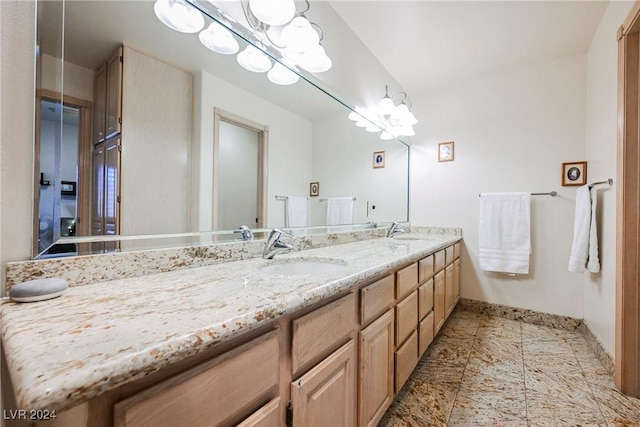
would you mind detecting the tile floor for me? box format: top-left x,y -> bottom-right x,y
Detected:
379,309 -> 640,427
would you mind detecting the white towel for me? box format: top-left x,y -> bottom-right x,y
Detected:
285,196 -> 307,227
479,192 -> 531,274
569,185 -> 600,273
326,197 -> 354,226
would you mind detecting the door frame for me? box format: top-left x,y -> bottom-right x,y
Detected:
212,108 -> 268,229
616,1 -> 640,397
33,89 -> 92,257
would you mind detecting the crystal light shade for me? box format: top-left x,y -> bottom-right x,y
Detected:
249,0 -> 296,26
154,0 -> 205,33
199,22 -> 239,54
268,59 -> 299,85
237,45 -> 272,73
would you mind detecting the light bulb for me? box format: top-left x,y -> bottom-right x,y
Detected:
297,44 -> 332,72
268,59 -> 299,85
199,22 -> 239,54
377,95 -> 395,116
154,0 -> 204,33
237,45 -> 272,73
249,0 -> 296,26
281,16 -> 320,53
391,103 -> 418,126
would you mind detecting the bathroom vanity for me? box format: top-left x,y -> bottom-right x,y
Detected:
1,231 -> 461,427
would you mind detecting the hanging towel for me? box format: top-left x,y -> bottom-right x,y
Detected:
286,196 -> 307,227
479,192 -> 531,274
569,185 -> 600,273
326,197 -> 354,226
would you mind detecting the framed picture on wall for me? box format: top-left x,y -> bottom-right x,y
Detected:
562,161 -> 587,186
438,141 -> 454,162
310,182 -> 320,197
61,181 -> 76,196
373,151 -> 385,168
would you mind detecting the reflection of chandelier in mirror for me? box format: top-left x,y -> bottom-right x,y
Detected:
348,86 -> 419,140
153,0 -> 331,87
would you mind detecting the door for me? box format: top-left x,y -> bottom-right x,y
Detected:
291,339 -> 356,427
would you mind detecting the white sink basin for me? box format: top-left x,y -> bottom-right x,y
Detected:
259,257 -> 348,275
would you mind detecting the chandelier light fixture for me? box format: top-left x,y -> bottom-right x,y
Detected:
153,0 -> 331,87
347,86 -> 419,140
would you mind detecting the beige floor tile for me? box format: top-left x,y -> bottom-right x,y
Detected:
526,390 -> 608,426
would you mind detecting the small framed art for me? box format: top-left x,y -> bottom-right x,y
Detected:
438,141 -> 454,162
562,161 -> 587,186
373,151 -> 385,168
310,182 -> 320,197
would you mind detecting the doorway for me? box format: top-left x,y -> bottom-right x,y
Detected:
212,108 -> 268,230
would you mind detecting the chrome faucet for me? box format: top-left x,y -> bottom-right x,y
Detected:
234,225 -> 254,241
387,222 -> 406,238
263,228 -> 294,259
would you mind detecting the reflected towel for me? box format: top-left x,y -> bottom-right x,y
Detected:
479,192 -> 531,274
326,197 -> 354,226
286,196 -> 307,227
569,185 -> 600,273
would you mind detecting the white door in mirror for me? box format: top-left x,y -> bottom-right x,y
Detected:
9,278 -> 68,303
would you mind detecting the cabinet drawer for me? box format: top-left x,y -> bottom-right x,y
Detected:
114,330 -> 279,427
434,249 -> 446,273
419,311 -> 435,357
445,245 -> 454,266
418,279 -> 434,320
445,264 -> 455,318
395,329 -> 418,393
292,293 -> 357,374
396,262 -> 418,300
454,242 -> 461,260
237,397 -> 280,427
395,290 -> 418,347
361,275 -> 394,325
418,254 -> 434,283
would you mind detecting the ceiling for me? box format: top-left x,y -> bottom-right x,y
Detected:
329,1 -> 610,95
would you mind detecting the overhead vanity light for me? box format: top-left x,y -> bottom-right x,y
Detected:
237,44 -> 272,73
199,21 -> 239,54
348,86 -> 419,139
248,0 -> 296,26
153,0 -> 205,33
267,58 -> 300,85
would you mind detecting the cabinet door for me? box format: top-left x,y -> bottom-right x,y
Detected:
106,47 -> 122,139
396,262 -> 418,300
419,311 -> 434,357
359,310 -> 394,427
454,258 -> 461,305
91,143 -> 106,236
93,62 -> 107,143
291,339 -> 356,427
433,270 -> 445,334
394,329 -> 418,393
237,397 -> 281,427
445,264 -> 455,318
418,278 -> 434,320
395,290 -> 418,346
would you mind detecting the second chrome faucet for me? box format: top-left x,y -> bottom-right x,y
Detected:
263,228 -> 294,259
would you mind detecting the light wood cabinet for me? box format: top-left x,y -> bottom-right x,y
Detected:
359,310 -> 394,427
454,258 -> 461,305
434,270 -> 445,334
418,254 -> 434,283
93,63 -> 107,143
395,290 -> 418,346
237,397 -> 281,427
445,246 -> 454,266
394,329 -> 418,392
454,242 -> 461,260
105,47 -> 122,140
360,275 -> 394,325
291,339 -> 357,427
291,293 -> 356,375
434,249 -> 446,273
91,137 -> 120,251
396,262 -> 418,300
445,264 -> 455,318
418,278 -> 434,320
419,311 -> 435,356
113,330 -> 279,427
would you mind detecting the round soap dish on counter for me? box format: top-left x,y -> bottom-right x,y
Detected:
9,278 -> 68,303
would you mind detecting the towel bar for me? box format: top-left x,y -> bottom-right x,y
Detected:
478,191 -> 557,197
275,195 -> 308,200
318,197 -> 356,202
589,178 -> 613,189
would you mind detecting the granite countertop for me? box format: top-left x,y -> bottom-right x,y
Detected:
1,233 -> 460,412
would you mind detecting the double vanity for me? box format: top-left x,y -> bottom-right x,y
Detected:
1,228 -> 461,426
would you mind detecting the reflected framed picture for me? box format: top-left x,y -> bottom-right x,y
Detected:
310,182 -> 320,197
438,141 -> 454,162
373,151 -> 385,169
61,181 -> 76,196
562,161 -> 587,186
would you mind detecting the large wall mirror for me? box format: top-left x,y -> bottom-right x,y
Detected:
34,0 -> 410,259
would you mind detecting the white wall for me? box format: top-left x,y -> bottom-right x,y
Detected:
41,53 -> 93,101
193,70 -> 313,231
410,54 -> 588,318
583,0 -> 634,356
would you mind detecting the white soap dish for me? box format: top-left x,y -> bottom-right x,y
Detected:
9,278 -> 68,303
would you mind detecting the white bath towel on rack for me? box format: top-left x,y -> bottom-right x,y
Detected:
286,196 -> 307,227
479,192 -> 531,274
569,185 -> 600,273
326,197 -> 354,225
